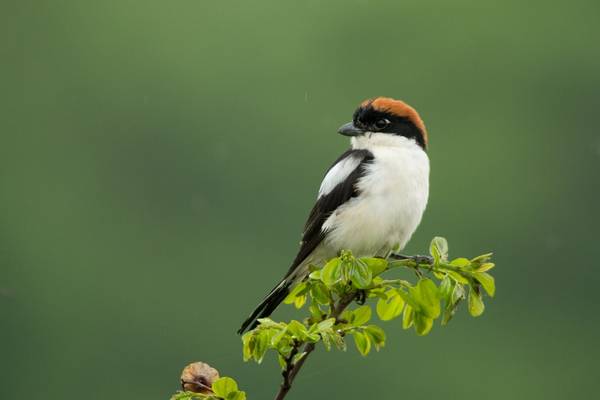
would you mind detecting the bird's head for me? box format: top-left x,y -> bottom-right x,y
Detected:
338,97 -> 428,150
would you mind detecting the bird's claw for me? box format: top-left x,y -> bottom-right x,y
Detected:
389,253 -> 434,265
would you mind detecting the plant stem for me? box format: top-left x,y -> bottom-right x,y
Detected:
274,292 -> 356,400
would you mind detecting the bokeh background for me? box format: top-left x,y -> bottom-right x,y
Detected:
2,1 -> 599,399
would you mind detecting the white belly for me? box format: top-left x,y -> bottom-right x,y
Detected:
322,139 -> 429,257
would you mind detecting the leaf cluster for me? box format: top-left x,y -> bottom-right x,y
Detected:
242,237 -> 496,366
171,377 -> 246,400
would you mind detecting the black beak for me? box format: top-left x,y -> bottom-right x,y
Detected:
337,122 -> 365,137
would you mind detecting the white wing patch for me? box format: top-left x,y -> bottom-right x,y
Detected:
318,155 -> 363,198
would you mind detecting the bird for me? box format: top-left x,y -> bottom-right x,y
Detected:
238,97 -> 429,334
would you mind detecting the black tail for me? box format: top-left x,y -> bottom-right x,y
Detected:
237,280 -> 291,334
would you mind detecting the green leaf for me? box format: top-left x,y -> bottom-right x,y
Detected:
320,329 -> 346,352
364,325 -> 386,350
256,318 -> 281,328
253,331 -> 269,363
413,278 -> 441,319
241,332 -> 253,362
447,270 -> 469,284
475,262 -> 495,272
429,236 -> 449,263
352,331 -> 371,356
270,326 -> 288,347
308,303 -> 323,320
350,260 -> 372,289
468,288 -> 485,317
473,272 -> 496,297
317,318 -> 336,332
321,258 -> 342,286
439,275 -> 453,298
321,331 -> 333,351
361,257 -> 388,276
277,354 -> 287,370
212,377 -> 238,398
471,253 -> 493,264
441,301 -> 457,326
227,391 -> 246,400
414,312 -> 434,336
308,270 -> 322,280
330,330 -> 347,351
351,305 -> 372,326
376,291 -> 405,321
397,288 -> 419,309
402,305 -> 414,329
449,257 -> 470,268
287,320 -> 308,338
451,283 -> 465,304
309,281 -> 330,304
283,282 -> 308,304
293,294 -> 306,309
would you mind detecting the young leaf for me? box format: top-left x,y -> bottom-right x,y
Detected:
283,282 -> 307,304
364,325 -> 386,350
321,331 -> 333,351
475,262 -> 495,272
241,332 -> 254,362
468,288 -> 485,317
256,318 -> 281,329
361,257 -> 388,276
473,272 -> 495,297
471,253 -> 493,264
441,300 -> 458,326
212,377 -> 238,398
351,305 -> 372,326
376,291 -> 405,321
414,312 -> 434,336
227,391 -> 246,400
429,236 -> 449,263
449,257 -> 470,268
321,258 -> 342,287
309,281 -> 331,304
402,305 -> 414,329
331,330 -> 347,351
350,260 -> 372,289
439,275 -> 453,298
287,320 -> 308,338
308,303 -> 324,320
352,331 -> 371,356
317,318 -> 336,332
412,278 -> 441,319
308,270 -> 322,280
451,283 -> 465,304
446,270 -> 469,284
253,331 -> 269,363
294,294 -> 306,309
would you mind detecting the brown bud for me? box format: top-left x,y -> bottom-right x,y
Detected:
180,361 -> 220,394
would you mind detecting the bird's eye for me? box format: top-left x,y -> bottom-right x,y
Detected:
374,118 -> 390,130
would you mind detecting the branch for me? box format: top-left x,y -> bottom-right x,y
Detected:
173,237 -> 497,400
274,291 -> 357,400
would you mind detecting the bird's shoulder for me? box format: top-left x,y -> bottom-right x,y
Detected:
318,149 -> 374,198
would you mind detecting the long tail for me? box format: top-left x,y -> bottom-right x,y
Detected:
237,278 -> 292,334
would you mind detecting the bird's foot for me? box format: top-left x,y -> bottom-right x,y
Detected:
356,290 -> 367,305
389,253 -> 434,265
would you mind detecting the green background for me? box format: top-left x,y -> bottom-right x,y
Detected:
2,1 -> 599,399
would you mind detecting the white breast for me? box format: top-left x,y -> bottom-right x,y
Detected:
322,134 -> 429,257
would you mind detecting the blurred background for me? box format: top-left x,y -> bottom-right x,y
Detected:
2,1 -> 599,399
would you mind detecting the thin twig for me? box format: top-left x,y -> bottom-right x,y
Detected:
274,292 -> 357,400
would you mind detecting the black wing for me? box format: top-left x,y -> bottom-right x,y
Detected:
284,148 -> 374,277
237,148 -> 374,334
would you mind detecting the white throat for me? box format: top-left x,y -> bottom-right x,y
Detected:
351,132 -> 420,150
